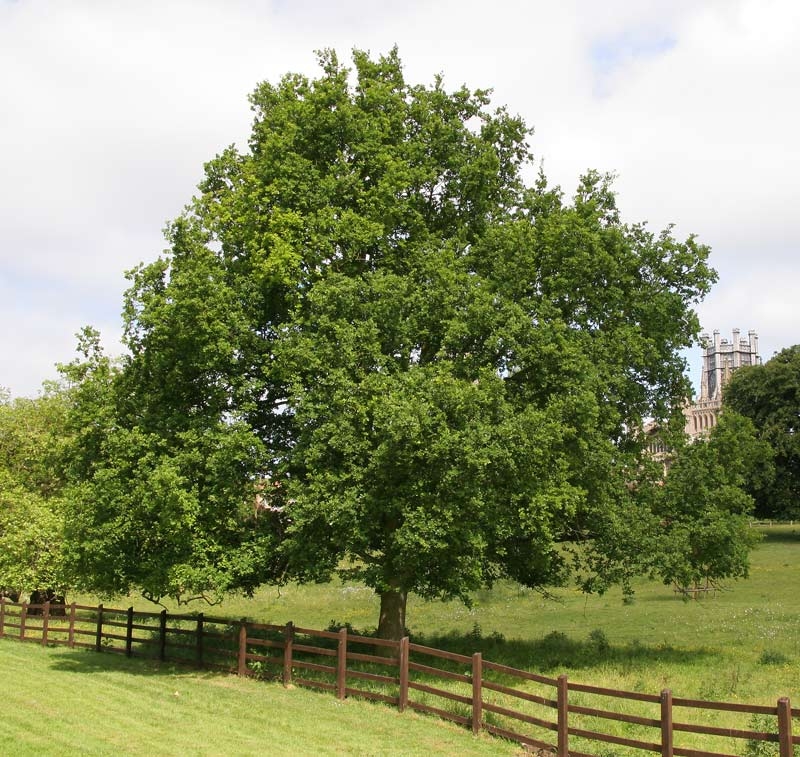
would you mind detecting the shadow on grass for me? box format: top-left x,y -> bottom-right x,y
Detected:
638,590 -> 732,602
759,526 -> 800,544
409,626 -> 718,674
40,620 -> 717,683
46,647 -> 223,679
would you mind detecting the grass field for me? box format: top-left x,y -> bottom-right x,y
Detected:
10,524 -> 799,755
109,525 -> 798,705
0,640 -> 517,756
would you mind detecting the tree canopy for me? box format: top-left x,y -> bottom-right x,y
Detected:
63,49 -> 719,637
649,411 -> 772,591
724,344 -> 800,519
0,385 -> 69,600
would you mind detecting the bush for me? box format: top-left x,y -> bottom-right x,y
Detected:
758,649 -> 790,666
587,628 -> 610,654
742,714 -> 779,757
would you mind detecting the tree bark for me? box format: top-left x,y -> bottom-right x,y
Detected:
28,589 -> 66,616
377,587 -> 407,644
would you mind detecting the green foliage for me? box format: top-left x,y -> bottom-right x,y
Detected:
743,714 -> 779,757
0,383 -> 69,496
0,476 -> 65,595
757,649 -> 789,666
60,328 -> 283,604
651,411 -> 772,589
724,344 -> 800,519
0,386 -> 70,597
65,48 -> 718,631
587,628 -> 610,654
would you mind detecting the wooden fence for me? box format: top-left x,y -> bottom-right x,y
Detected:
1,598 -> 796,757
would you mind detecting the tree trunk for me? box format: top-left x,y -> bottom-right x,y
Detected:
28,589 -> 66,616
377,587 -> 407,644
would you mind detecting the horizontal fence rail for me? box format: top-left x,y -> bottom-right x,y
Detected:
0,598 -> 796,756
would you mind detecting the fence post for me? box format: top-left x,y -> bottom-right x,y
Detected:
237,620 -> 248,676
777,697 -> 793,757
557,674 -> 569,757
196,613 -> 204,667
283,621 -> 294,686
20,602 -> 28,641
398,636 -> 409,713
0,597 -> 5,638
472,652 -> 483,735
126,607 -> 134,657
159,609 -> 167,661
94,603 -> 103,651
41,601 -> 50,646
336,627 -> 348,700
68,603 -> 76,648
661,689 -> 673,756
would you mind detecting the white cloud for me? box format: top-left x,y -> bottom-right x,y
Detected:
1,0 -> 798,396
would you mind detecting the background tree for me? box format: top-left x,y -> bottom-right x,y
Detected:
61,330 -> 282,605
0,384 -> 70,602
65,49 -> 719,637
724,344 -> 800,520
650,411 -> 773,591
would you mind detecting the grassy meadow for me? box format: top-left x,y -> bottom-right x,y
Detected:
107,524 -> 798,705
7,524 -> 798,755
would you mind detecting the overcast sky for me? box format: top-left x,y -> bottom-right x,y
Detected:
2,0 -> 798,398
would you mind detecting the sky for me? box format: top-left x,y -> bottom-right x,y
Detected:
2,0 -> 798,398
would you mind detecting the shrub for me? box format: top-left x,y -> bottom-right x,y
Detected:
758,649 -> 790,666
742,714 -> 779,757
587,628 -> 610,654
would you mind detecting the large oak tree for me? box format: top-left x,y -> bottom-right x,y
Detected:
65,49 -> 718,637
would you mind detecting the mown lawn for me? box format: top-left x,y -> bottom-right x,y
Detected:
1,640 -> 517,756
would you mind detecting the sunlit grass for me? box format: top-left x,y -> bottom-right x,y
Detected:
57,524 -> 799,755
1,640 -> 517,756
89,525 -> 799,704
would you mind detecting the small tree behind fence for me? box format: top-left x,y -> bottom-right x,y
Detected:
0,598 -> 796,756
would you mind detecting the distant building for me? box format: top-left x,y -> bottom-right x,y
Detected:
644,328 -> 761,465
683,328 -> 761,440
643,422 -> 672,475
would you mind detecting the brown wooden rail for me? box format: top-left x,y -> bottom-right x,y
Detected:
0,598 -> 796,756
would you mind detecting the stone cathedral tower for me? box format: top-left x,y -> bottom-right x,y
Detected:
684,328 -> 761,439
